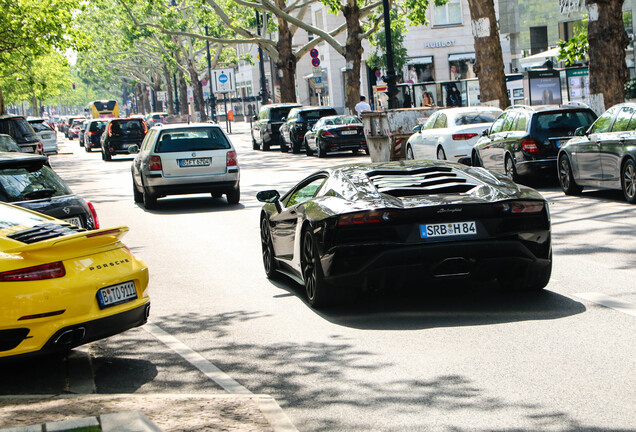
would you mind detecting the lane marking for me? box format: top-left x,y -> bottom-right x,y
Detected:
573,292 -> 636,317
144,322 -> 251,394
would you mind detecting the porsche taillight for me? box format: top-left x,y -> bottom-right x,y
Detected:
87,201 -> 100,229
338,210 -> 395,225
0,262 -> 66,282
494,201 -> 544,214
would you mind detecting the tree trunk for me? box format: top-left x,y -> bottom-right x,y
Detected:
0,87 -> 5,115
151,72 -> 162,113
343,1 -> 363,114
275,0 -> 297,103
178,69 -> 189,115
188,61 -> 207,122
135,83 -> 144,114
467,0 -> 510,108
163,63 -> 175,115
586,0 -> 629,110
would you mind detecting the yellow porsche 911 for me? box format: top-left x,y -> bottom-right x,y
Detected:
0,202 -> 150,359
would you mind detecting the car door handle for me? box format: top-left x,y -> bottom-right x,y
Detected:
619,137 -> 626,143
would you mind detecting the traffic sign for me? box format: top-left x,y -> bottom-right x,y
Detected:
212,68 -> 235,93
312,66 -> 322,77
314,76 -> 323,89
375,70 -> 382,78
310,48 -> 319,58
311,57 -> 321,67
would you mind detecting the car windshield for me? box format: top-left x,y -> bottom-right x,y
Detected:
455,111 -> 501,125
0,165 -> 72,202
326,116 -> 361,126
533,110 -> 597,137
155,128 -> 231,152
110,120 -> 145,137
0,136 -> 21,152
28,122 -> 52,133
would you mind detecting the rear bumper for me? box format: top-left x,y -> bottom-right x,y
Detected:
516,157 -> 557,176
146,179 -> 239,197
322,238 -> 551,290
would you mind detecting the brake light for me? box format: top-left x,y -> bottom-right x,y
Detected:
494,201 -> 544,214
142,121 -> 148,134
226,150 -> 238,167
521,139 -> 539,154
37,141 -> 43,154
108,123 -> 113,136
338,210 -> 394,225
87,201 -> 100,229
321,131 -> 335,138
0,262 -> 66,282
148,155 -> 162,171
452,133 -> 478,140
88,131 -> 96,136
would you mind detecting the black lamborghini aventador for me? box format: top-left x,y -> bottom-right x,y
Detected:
257,160 -> 552,308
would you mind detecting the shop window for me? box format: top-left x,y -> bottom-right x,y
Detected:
448,57 -> 476,80
406,59 -> 434,83
433,0 -> 461,26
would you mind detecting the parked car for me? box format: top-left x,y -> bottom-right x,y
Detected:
64,116 -> 84,139
405,107 -> 502,162
0,152 -> 99,229
83,119 -> 108,152
0,134 -> 22,152
303,115 -> 368,157
129,123 -> 240,209
0,201 -> 150,359
67,119 -> 84,140
557,102 -> 636,203
78,120 -> 88,146
279,106 -> 338,153
0,115 -> 43,154
257,160 -> 552,308
251,103 -> 301,151
100,118 -> 148,161
146,112 -> 167,127
27,118 -> 58,155
472,104 -> 597,182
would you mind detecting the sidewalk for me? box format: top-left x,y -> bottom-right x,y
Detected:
0,394 -> 298,432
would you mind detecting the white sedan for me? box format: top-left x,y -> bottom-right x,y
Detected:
405,106 -> 502,162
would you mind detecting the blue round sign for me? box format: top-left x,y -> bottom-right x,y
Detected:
311,58 -> 321,67
219,73 -> 228,83
310,48 -> 319,58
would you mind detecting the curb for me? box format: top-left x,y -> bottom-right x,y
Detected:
0,394 -> 298,432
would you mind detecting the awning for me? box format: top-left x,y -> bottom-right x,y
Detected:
519,47 -> 560,68
448,53 -> 475,62
407,56 -> 433,65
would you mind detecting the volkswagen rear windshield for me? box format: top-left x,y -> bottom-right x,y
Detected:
155,128 -> 231,152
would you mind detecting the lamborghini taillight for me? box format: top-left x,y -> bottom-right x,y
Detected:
494,201 -> 544,214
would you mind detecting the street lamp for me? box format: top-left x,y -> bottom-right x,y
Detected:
205,25 -> 217,122
256,11 -> 269,105
381,0 -> 398,109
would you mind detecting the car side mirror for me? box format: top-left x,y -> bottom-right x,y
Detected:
574,126 -> 586,137
253,115 -> 258,121
257,190 -> 280,203
281,117 -> 286,122
482,128 -> 489,137
128,145 -> 140,154
413,125 -> 422,133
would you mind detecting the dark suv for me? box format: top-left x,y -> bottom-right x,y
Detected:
279,106 -> 338,153
472,104 -> 597,182
100,118 -> 148,161
0,115 -> 43,154
251,103 -> 301,151
83,119 -> 107,152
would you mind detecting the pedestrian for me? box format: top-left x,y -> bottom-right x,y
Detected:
355,96 -> 371,117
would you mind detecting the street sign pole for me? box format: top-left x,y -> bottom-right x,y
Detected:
205,25 -> 217,123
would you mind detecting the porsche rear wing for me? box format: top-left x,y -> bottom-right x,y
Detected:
5,226 -> 129,254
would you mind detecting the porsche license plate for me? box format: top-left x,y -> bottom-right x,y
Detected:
97,281 -> 137,308
179,158 -> 211,167
420,221 -> 477,238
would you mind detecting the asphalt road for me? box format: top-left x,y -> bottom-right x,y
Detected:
2,123 -> 635,432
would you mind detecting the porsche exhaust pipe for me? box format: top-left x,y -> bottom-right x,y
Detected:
53,327 -> 86,346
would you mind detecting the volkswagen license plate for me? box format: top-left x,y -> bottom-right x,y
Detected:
97,281 -> 137,309
63,217 -> 82,227
179,158 -> 211,167
420,221 -> 477,238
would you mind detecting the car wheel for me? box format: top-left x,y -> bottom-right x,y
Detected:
292,138 -> 301,154
621,159 -> 636,203
352,148 -> 359,155
226,186 -> 240,204
437,146 -> 446,160
142,187 -> 157,209
252,139 -> 259,150
558,154 -> 583,196
471,150 -> 482,167
280,140 -> 288,153
364,147 -> 370,155
318,140 -> 326,158
504,155 -> 518,182
406,145 -> 415,160
260,216 -> 278,279
301,228 -> 332,308
102,149 -> 112,161
85,144 -> 91,152
132,178 -> 143,203
305,139 -> 313,156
